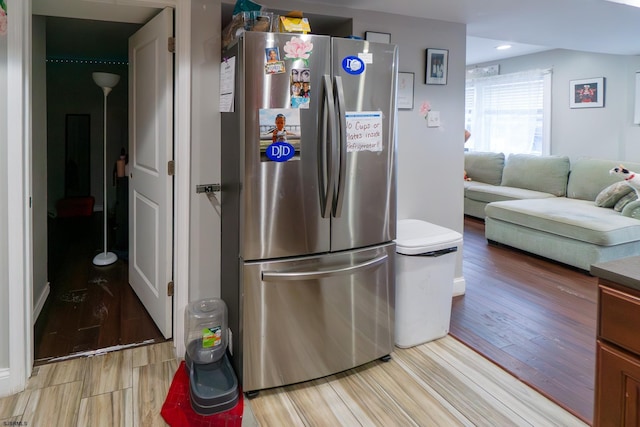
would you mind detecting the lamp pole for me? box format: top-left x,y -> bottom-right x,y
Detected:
92,72 -> 120,266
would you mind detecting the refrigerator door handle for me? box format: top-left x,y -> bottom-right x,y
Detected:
333,76 -> 347,218
320,74 -> 336,218
262,254 -> 388,281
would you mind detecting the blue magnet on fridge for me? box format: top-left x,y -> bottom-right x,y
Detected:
342,56 -> 365,75
266,142 -> 295,162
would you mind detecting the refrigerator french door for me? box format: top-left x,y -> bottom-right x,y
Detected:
221,31 -> 398,392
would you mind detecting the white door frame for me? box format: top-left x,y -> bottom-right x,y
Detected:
7,0 -> 32,395
6,0 -> 191,393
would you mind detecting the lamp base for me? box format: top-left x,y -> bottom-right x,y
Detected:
93,251 -> 118,266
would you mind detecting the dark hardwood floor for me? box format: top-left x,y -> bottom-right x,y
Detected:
452,216 -> 597,424
34,214 -> 165,364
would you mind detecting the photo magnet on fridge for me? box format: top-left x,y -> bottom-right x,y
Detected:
264,47 -> 286,75
291,68 -> 310,109
259,108 -> 301,162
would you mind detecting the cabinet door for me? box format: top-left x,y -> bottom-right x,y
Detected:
595,341 -> 640,426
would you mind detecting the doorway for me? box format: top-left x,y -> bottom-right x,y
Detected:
33,16 -> 165,363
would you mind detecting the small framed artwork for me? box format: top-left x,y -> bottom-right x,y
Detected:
364,31 -> 391,44
397,72 -> 414,110
570,77 -> 605,108
425,48 -> 448,85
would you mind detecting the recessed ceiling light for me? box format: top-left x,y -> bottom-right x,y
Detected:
496,44 -> 512,50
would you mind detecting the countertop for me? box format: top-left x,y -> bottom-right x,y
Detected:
591,256 -> 640,291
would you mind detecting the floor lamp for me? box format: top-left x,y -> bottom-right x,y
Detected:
92,72 -> 120,266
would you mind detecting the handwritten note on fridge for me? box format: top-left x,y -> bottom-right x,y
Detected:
345,111 -> 383,152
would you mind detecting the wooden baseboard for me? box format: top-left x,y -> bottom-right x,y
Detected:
33,282 -> 50,325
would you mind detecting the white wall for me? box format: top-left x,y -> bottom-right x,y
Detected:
188,0 -> 222,301
32,16 -> 48,319
0,5 -> 9,370
471,49 -> 640,163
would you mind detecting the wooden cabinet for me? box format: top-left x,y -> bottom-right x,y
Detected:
595,279 -> 640,426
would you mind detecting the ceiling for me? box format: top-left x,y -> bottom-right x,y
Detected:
32,0 -> 640,65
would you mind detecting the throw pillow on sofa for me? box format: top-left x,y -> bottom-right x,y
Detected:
614,190 -> 638,212
595,181 -> 634,208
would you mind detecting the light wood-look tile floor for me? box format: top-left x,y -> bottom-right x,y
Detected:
0,337 -> 587,426
0,341 -> 180,427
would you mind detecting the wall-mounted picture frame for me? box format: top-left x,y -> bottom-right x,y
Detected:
425,48 -> 448,85
397,72 -> 414,110
364,31 -> 391,44
570,77 -> 605,108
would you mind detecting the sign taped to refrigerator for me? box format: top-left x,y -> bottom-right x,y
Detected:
345,111 -> 383,152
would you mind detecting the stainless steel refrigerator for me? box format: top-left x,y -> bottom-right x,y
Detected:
220,31 -> 398,393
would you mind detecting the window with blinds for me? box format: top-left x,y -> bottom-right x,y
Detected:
465,69 -> 551,156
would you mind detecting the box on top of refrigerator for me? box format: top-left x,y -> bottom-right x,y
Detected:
279,11 -> 311,34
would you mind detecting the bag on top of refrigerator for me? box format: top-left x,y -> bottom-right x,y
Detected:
223,0 -> 277,49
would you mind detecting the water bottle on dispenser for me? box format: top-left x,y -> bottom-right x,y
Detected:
184,298 -> 239,415
185,298 -> 228,365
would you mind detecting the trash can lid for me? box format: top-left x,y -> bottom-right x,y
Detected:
395,219 -> 462,255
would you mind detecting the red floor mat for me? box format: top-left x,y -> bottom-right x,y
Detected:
161,361 -> 243,427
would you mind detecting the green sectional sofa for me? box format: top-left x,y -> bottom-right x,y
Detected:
464,152 -> 570,219
464,152 -> 640,271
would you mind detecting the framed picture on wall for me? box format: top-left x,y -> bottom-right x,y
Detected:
397,72 -> 414,110
569,77 -> 605,108
425,48 -> 448,85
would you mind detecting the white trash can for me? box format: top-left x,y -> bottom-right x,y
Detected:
394,219 -> 463,348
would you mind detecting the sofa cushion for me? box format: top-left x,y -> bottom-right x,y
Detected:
595,181 -> 634,208
466,185 -> 556,204
464,151 -> 505,186
485,198 -> 640,246
500,154 -> 570,197
567,158 -> 640,201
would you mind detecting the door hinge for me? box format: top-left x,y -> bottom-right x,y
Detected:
168,160 -> 175,176
167,281 -> 174,297
168,37 -> 175,53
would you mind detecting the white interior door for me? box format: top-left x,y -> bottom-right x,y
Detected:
128,7 -> 174,338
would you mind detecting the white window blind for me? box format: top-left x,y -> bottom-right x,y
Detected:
465,69 -> 551,156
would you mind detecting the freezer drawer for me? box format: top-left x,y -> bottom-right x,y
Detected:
240,242 -> 395,392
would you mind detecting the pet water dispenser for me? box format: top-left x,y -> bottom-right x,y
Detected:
185,298 -> 239,415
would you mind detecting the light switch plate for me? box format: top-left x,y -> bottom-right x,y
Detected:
427,111 -> 440,127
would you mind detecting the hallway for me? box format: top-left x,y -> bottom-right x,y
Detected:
34,213 -> 165,363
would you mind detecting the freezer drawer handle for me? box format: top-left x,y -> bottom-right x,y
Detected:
262,254 -> 388,281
